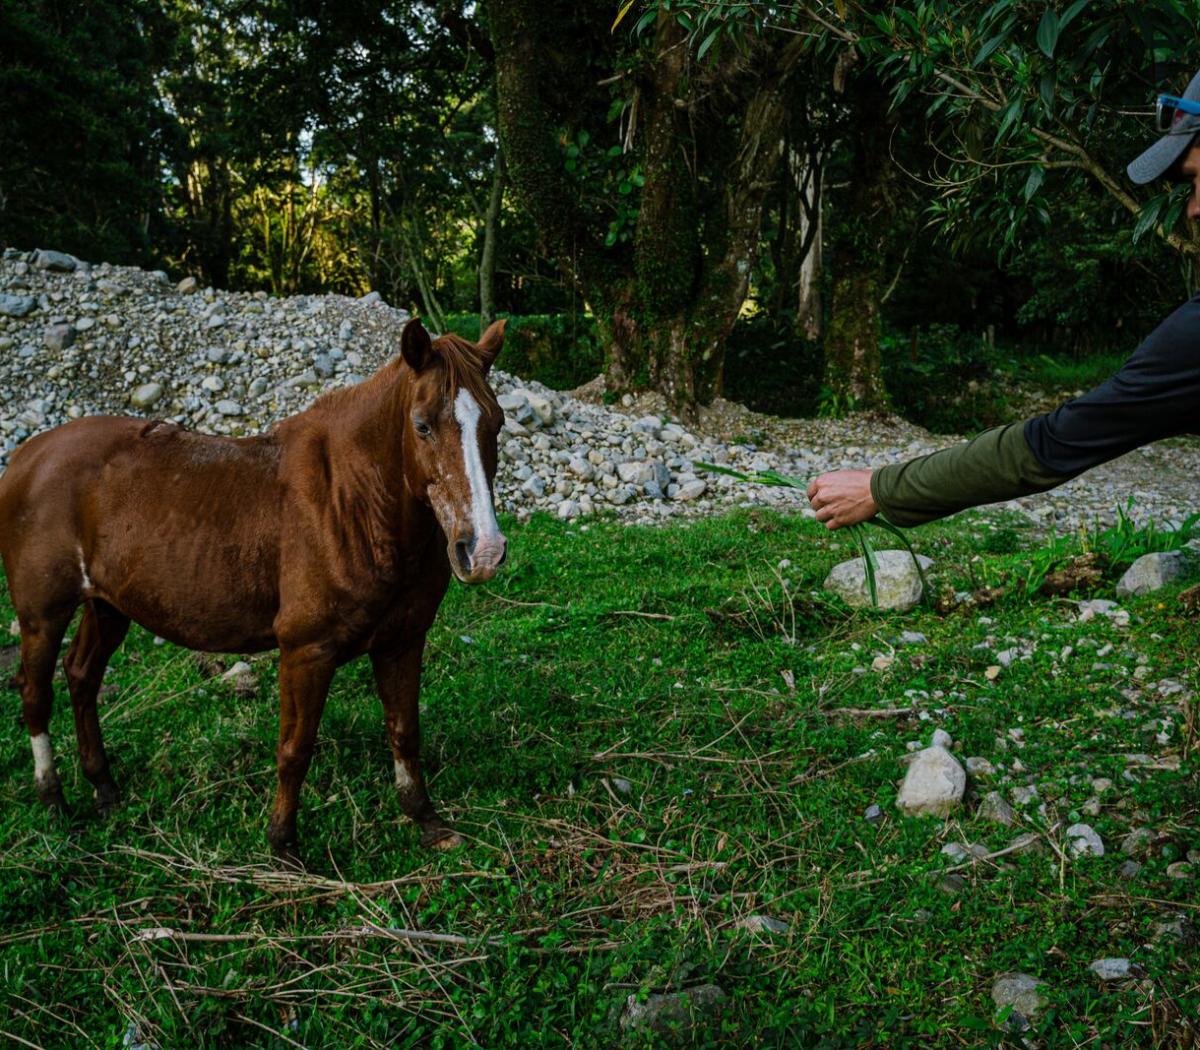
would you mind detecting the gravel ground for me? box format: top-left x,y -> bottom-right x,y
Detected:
1,247 -> 1196,535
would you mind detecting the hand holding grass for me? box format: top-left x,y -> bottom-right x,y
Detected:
805,470 -> 878,530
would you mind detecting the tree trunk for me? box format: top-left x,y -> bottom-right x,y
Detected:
795,153 -> 823,342
367,153 -> 383,293
821,72 -> 892,412
479,148 -> 504,331
824,266 -> 886,410
490,0 -> 800,416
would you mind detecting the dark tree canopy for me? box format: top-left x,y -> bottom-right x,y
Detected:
2,0 -> 1198,413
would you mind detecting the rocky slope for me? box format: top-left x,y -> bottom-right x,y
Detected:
1,247 -> 1196,531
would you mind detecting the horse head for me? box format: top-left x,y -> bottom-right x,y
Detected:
400,318 -> 508,583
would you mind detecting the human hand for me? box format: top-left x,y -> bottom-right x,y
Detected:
806,469 -> 878,529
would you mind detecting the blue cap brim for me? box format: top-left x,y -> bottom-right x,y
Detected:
1127,127 -> 1196,185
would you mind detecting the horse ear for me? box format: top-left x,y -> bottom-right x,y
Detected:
476,318 -> 507,374
401,319 -> 432,373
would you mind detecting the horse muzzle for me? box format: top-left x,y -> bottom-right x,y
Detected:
450,531 -> 507,583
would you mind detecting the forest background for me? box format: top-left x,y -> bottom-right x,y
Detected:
2,0 -> 1198,425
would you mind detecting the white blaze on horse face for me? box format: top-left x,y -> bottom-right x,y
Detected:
452,389 -> 502,543
31,733 -> 55,784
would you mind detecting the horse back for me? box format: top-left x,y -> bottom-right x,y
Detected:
0,416 -> 284,651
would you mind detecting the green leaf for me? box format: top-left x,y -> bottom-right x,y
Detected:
1039,69 -> 1056,111
697,26 -> 719,61
1132,197 -> 1164,243
1036,9 -> 1059,57
1023,166 -> 1044,201
995,97 -> 1022,142
578,129 -> 590,148
972,32 -> 1007,67
1059,0 -> 1089,30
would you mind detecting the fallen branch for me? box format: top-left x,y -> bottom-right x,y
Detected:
818,706 -> 917,719
131,922 -> 501,948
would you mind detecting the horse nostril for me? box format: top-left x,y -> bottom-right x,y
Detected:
497,543 -> 508,567
454,539 -> 473,573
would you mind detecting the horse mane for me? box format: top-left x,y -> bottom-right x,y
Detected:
429,332 -> 493,405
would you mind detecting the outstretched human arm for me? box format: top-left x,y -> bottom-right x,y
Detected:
809,294 -> 1200,529
807,423 -> 1071,528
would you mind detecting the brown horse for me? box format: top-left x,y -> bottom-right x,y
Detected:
0,318 -> 507,859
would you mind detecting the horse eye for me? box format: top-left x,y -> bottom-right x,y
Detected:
414,419 -> 431,437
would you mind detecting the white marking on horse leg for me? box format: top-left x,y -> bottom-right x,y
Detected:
76,545 -> 93,592
394,758 -> 416,792
453,389 -> 502,544
31,733 -> 56,785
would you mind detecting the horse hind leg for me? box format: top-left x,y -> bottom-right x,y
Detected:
17,607 -> 75,812
63,600 -> 130,812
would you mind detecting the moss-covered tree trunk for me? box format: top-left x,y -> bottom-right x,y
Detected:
490,0 -> 798,416
479,148 -> 504,330
822,72 -> 893,413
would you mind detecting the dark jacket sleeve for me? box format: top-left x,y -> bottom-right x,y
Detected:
871,294 -> 1200,527
869,422 -> 1072,527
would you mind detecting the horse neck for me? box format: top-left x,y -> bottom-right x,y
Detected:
326,368 -> 435,543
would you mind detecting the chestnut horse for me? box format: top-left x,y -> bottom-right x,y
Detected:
0,318 -> 507,859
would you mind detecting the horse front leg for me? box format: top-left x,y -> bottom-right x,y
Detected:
266,644 -> 335,863
370,637 -> 462,849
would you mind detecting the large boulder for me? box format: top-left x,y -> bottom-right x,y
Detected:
0,294 -> 37,318
824,550 -> 934,611
896,745 -> 966,818
33,249 -> 78,272
1116,550 -> 1192,598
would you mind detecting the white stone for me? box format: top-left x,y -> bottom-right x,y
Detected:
824,551 -> 934,612
1088,958 -> 1132,981
1116,551 -> 1188,597
130,383 -> 164,409
1065,823 -> 1105,857
895,746 -> 966,818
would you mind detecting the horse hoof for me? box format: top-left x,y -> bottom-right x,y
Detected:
36,782 -> 68,815
267,826 -> 304,869
94,782 -> 121,814
421,826 -> 464,850
269,841 -> 304,870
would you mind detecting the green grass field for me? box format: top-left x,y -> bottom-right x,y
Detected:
0,510 -> 1196,1047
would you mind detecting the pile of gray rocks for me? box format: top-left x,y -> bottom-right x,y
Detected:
2,247 -> 1197,530
0,247 -> 819,525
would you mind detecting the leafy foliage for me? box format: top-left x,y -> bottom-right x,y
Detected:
0,0 -> 172,263
442,312 -> 604,390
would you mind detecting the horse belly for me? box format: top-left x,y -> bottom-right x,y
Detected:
92,531 -> 280,652
84,459 -> 283,653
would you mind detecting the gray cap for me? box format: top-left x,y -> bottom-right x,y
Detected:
1127,69 -> 1200,184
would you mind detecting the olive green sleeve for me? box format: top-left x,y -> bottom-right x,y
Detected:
868,421 -> 1075,528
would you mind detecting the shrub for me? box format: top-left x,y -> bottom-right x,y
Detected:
721,315 -> 823,416
441,313 -> 603,390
